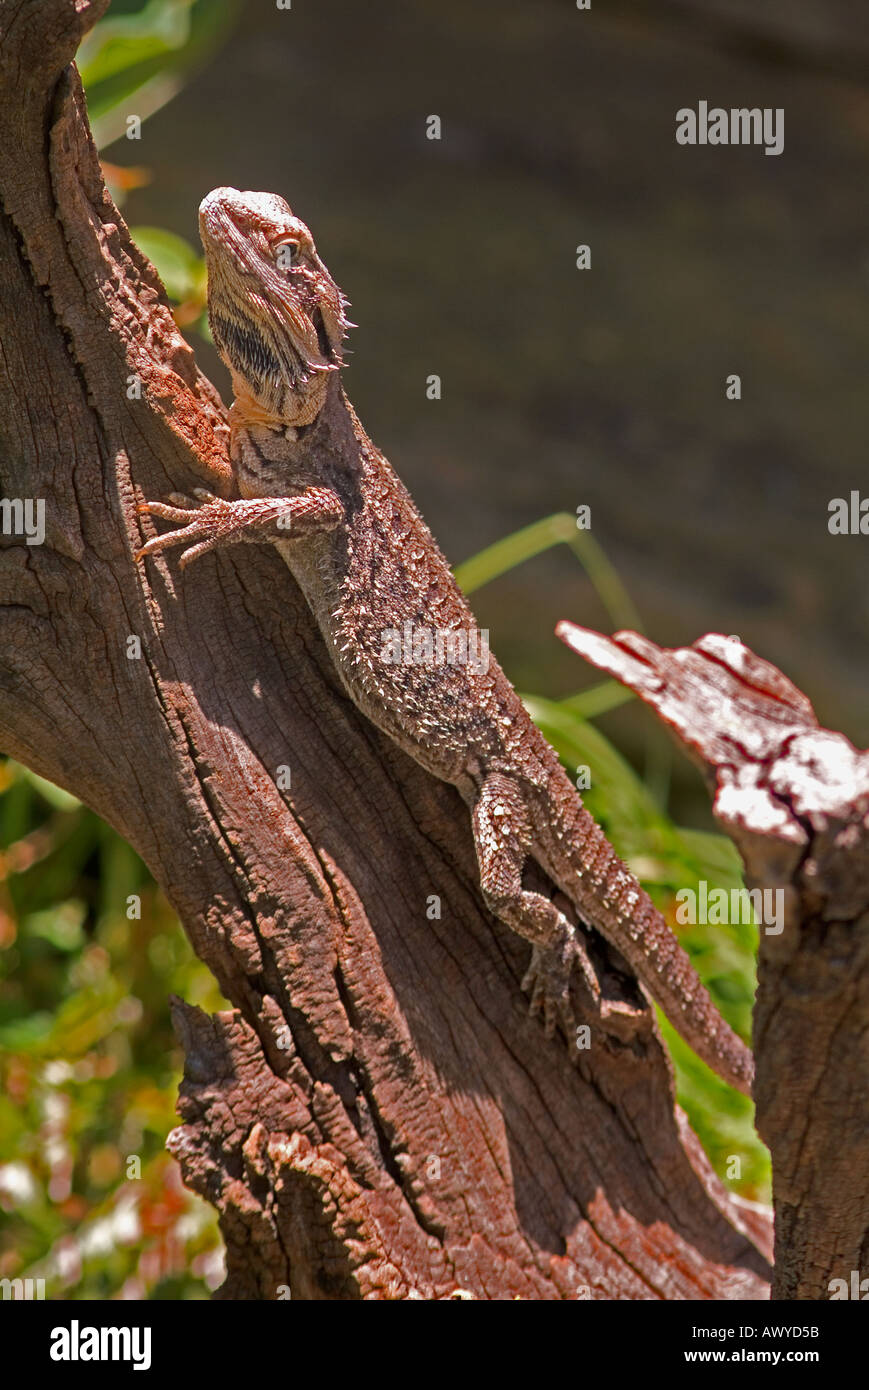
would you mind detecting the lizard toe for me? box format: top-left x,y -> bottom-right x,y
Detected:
523,940 -> 577,1044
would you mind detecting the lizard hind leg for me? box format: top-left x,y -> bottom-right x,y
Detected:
471,773 -> 599,1050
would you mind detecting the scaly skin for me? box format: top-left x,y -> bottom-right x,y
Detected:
137,188 -> 754,1096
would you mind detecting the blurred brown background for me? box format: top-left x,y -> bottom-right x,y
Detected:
121,0 -> 869,815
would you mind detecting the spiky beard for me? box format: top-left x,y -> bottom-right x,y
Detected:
206,261 -> 349,422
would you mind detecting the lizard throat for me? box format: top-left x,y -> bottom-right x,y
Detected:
213,312 -> 284,391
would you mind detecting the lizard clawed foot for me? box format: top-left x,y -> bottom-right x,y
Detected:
522,930 -> 600,1065
136,493 -> 247,568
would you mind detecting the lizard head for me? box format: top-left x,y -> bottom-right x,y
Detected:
198,187 -> 350,426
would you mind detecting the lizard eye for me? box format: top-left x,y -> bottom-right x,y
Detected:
274,239 -> 301,270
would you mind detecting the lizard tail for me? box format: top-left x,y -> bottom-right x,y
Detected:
561,802 -> 755,1097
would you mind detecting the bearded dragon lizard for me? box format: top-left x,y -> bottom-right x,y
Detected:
136,188 -> 754,1096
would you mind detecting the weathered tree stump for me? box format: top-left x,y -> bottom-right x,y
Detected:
559,624 -> 869,1300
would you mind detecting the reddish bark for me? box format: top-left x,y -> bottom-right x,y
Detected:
559,624 -> 869,1300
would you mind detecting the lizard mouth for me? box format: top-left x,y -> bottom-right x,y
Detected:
313,307 -> 335,364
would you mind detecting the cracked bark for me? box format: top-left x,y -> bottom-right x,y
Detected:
559,624 -> 869,1300
0,0 -> 774,1300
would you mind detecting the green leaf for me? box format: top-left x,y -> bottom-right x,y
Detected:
15,765 -> 80,813
0,1013 -> 55,1051
130,226 -> 205,301
454,511 -> 643,632
78,0 -> 240,149
558,681 -> 634,720
15,984 -> 124,1059
78,0 -> 197,88
23,903 -> 86,953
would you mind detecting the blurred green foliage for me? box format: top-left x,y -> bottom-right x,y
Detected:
81,0 -> 228,333
79,0 -> 238,151
0,760 -> 228,1298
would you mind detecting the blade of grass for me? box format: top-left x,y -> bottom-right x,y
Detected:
454,514 -> 674,798
454,511 -> 643,633
558,681 -> 633,719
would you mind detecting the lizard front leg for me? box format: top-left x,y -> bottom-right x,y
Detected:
135,486 -> 344,568
472,773 -> 599,1052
